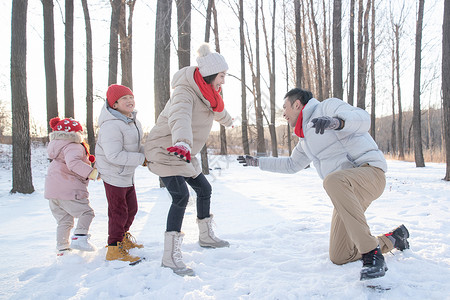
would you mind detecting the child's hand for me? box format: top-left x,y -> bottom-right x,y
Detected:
167,142 -> 191,163
88,168 -> 98,180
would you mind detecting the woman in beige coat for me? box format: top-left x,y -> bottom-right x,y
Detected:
144,44 -> 233,276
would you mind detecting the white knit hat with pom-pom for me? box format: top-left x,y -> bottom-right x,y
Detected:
196,43 -> 228,77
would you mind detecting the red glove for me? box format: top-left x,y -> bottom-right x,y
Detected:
167,142 -> 191,163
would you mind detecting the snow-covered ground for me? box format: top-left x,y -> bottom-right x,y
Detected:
1,143 -> 449,299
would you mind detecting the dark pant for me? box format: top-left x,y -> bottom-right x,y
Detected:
104,182 -> 138,244
161,173 -> 212,232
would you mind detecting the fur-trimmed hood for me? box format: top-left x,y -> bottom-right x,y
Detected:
49,130 -> 83,143
47,131 -> 84,161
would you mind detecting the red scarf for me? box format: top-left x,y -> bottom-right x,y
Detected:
294,106 -> 306,138
193,68 -> 225,112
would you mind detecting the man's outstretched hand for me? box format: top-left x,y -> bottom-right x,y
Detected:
237,155 -> 259,167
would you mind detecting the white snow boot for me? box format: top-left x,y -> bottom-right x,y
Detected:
197,214 -> 230,248
161,231 -> 195,276
56,248 -> 72,257
70,234 -> 96,252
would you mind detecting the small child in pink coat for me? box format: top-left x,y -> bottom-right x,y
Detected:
44,117 -> 98,256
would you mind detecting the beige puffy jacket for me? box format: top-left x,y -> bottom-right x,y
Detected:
144,66 -> 233,178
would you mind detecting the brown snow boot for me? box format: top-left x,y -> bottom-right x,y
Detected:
122,232 -> 144,250
106,242 -> 141,265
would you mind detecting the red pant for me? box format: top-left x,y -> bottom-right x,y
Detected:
103,182 -> 138,244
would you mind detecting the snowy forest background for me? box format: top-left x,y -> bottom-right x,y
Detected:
1,1 -> 450,298
2,1 -> 450,196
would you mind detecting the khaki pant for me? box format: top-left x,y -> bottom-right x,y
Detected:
323,165 -> 393,265
49,198 -> 95,250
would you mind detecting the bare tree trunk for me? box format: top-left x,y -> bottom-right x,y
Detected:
332,0 -> 343,99
155,0 -> 172,187
306,1 -> 318,95
176,0 -> 191,69
119,0 -> 135,89
391,41 -> 397,155
210,1 -> 228,156
443,0 -> 450,180
395,23 -> 405,160
239,0 -> 249,155
42,0 -> 58,135
127,0 -> 135,87
413,0 -> 425,167
11,0 -> 34,194
154,0 -> 172,120
408,121 -> 413,153
81,0 -> 94,154
261,0 -> 277,157
322,0 -> 331,99
270,0 -> 277,156
201,0 -> 213,174
219,121 -> 227,155
205,0 -> 213,41
309,0 -> 323,100
64,0 -> 74,118
283,0 -> 292,155
108,0 -> 121,85
356,0 -> 370,110
119,1 -> 127,85
348,0 -> 355,105
301,3 -> 312,91
294,0 -> 302,87
369,0 -> 375,139
255,0 -> 265,156
356,0 -> 363,108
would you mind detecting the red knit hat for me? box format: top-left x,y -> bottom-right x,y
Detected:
106,84 -> 134,107
49,117 -> 83,132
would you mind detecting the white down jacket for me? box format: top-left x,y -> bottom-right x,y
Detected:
259,98 -> 387,179
95,102 -> 145,187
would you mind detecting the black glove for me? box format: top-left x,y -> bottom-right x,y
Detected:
237,155 -> 259,167
310,117 -> 343,134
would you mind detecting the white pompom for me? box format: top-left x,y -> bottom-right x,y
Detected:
197,43 -> 212,57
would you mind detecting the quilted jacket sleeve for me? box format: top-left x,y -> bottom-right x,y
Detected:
258,141 -> 311,174
168,87 -> 194,147
214,108 -> 233,127
63,143 -> 93,179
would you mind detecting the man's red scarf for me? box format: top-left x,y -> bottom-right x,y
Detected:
193,68 -> 224,112
294,105 -> 306,138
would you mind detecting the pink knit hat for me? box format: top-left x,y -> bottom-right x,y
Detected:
106,84 -> 134,107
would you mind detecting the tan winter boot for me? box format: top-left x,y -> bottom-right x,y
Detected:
197,214 -> 230,248
106,242 -> 141,265
161,231 -> 195,276
122,232 -> 144,250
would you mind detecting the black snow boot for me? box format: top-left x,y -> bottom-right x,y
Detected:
385,224 -> 410,251
360,246 -> 388,281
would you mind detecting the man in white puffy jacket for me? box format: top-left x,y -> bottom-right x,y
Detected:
238,88 -> 410,280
